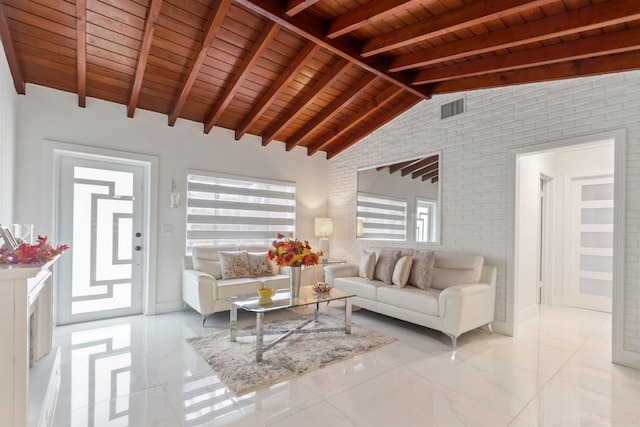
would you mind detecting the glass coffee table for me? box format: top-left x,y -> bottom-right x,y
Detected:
227,286 -> 356,361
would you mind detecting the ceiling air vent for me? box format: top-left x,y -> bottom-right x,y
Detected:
441,98 -> 464,119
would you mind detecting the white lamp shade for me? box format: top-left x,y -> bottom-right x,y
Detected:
315,217 -> 334,237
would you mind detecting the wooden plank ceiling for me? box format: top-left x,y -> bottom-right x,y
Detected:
0,0 -> 638,159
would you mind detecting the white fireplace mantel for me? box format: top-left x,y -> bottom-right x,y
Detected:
0,258 -> 60,427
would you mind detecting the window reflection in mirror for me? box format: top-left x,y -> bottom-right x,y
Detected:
357,153 -> 440,243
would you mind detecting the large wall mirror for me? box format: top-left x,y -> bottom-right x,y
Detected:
357,153 -> 440,243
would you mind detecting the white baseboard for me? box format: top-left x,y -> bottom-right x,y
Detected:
614,348 -> 640,370
519,304 -> 540,324
152,301 -> 184,315
492,320 -> 510,336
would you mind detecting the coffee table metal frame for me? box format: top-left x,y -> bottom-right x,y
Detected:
227,286 -> 355,361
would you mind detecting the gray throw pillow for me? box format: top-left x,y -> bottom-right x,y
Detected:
359,251 -> 376,280
373,249 -> 401,285
408,250 -> 435,290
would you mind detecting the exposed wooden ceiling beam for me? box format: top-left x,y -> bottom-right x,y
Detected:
235,0 -> 431,100
261,59 -> 350,146
388,159 -> 415,174
327,0 -> 414,39
285,0 -> 320,17
235,42 -> 320,141
76,0 -> 86,107
286,74 -> 377,151
307,85 -> 401,156
413,27 -> 640,85
421,170 -> 438,182
0,1 -> 25,94
362,0 -> 555,57
389,0 -> 640,72
168,0 -> 231,127
326,93 -> 421,159
400,155 -> 438,176
411,161 -> 438,179
127,0 -> 163,118
204,22 -> 279,134
429,50 -> 640,95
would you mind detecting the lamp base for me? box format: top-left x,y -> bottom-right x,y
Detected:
319,237 -> 330,261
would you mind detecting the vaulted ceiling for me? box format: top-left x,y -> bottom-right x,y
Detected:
1,0 -> 638,159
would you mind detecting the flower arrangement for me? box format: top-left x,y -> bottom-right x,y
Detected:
268,233 -> 320,268
0,235 -> 69,265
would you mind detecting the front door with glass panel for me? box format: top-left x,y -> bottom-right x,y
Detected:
57,155 -> 145,325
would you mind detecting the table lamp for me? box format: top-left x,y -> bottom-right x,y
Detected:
314,217 -> 333,261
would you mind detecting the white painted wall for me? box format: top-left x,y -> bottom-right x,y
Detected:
516,143 -> 614,321
328,71 -> 640,367
0,47 -> 16,226
14,85 -> 329,312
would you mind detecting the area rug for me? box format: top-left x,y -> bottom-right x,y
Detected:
187,315 -> 395,396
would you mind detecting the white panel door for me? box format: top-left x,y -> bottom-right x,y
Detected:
568,175 -> 614,313
57,155 -> 145,324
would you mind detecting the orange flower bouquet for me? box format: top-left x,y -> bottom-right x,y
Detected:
268,233 -> 320,268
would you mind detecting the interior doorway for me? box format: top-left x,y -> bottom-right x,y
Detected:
516,139 -> 614,319
510,130 -> 631,367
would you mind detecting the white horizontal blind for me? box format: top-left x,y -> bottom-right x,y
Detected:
357,192 -> 407,240
186,172 -> 296,253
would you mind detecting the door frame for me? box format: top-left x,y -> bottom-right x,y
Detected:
507,129 -> 629,366
42,140 -> 158,317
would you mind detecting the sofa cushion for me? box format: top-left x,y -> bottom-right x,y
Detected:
359,251 -> 376,280
216,277 -> 263,299
192,245 -> 238,279
218,251 -> 251,279
334,277 -> 386,301
259,274 -> 290,289
374,249 -> 401,285
377,285 -> 440,316
431,252 -> 484,290
408,250 -> 436,290
392,256 -> 412,287
247,252 -> 275,277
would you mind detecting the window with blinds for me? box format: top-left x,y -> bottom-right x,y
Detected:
356,192 -> 407,240
186,172 -> 296,253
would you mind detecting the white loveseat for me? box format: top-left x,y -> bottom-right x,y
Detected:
324,249 -> 497,349
182,245 -> 314,324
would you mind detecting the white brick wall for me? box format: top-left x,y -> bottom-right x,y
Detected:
328,71 -> 640,361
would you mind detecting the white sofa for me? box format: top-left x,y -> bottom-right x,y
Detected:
182,244 -> 314,324
324,249 -> 497,349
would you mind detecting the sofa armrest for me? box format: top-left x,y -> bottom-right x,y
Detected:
438,283 -> 494,337
324,263 -> 359,285
182,269 -> 218,316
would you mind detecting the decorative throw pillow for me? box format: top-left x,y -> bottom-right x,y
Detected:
247,252 -> 275,277
392,256 -> 413,287
374,249 -> 401,285
218,251 -> 251,279
408,250 -> 435,290
358,251 -> 376,280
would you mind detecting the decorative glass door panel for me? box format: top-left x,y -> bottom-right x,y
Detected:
57,156 -> 144,324
568,175 -> 614,313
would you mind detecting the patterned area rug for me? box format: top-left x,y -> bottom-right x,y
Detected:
187,314 -> 395,396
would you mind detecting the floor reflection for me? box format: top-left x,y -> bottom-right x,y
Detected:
70,324 -> 132,426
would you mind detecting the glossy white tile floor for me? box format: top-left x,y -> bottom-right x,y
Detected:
49,304 -> 640,426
